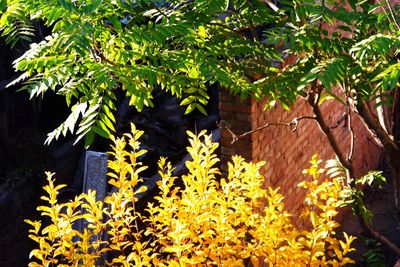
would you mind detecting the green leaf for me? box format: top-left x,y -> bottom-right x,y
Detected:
103,104 -> 116,123
84,131 -> 95,148
94,121 -> 112,138
297,70 -> 318,91
195,103 -> 207,115
45,102 -> 88,144
83,0 -> 102,13
184,103 -> 196,115
108,16 -> 122,32
180,95 -> 196,106
356,171 -> 386,188
0,0 -> 6,12
280,101 -> 290,111
99,113 -> 115,132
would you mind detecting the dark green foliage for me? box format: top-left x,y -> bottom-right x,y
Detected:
0,0 -> 399,147
360,239 -> 387,266
0,0 -> 34,47
0,0 -> 284,145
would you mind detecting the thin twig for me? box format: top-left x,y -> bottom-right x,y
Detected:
218,115 -> 316,144
217,120 -> 240,143
376,95 -> 391,135
91,36 -> 101,63
384,0 -> 400,31
347,100 -> 355,162
248,18 -> 258,42
341,82 -> 355,163
234,122 -> 288,140
95,47 -> 119,67
319,0 -> 326,32
329,113 -> 348,129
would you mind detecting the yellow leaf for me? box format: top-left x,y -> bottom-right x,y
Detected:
310,211 -> 319,227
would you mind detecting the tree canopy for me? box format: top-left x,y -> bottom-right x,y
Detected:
0,0 -> 398,146
0,0 -> 280,145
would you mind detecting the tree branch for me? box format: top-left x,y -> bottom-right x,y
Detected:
355,204 -> 400,257
218,115 -> 316,144
330,113 -> 348,129
91,37 -> 121,68
353,99 -> 399,154
342,83 -> 354,162
307,90 -> 400,257
307,91 -> 353,173
347,104 -> 355,162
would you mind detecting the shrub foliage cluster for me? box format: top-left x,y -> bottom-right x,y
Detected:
26,124 -> 355,266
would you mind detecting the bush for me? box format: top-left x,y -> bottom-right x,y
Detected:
26,124 -> 355,266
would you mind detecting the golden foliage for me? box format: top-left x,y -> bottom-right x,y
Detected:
26,124 -> 355,266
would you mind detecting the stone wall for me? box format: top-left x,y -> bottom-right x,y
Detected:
219,88 -> 382,216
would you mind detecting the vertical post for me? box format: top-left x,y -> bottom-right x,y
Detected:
83,151 -> 109,201
77,150 -> 109,263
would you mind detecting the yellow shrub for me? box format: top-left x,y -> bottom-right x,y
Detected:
26,124 -> 355,266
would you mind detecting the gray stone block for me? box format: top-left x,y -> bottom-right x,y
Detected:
83,151 -> 108,201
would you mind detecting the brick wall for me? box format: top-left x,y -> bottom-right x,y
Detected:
219,88 -> 382,216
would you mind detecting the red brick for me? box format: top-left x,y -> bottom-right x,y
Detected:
235,113 -> 252,122
219,64 -> 381,223
219,93 -> 235,103
234,95 -> 251,105
220,111 -> 235,121
221,137 -> 233,146
220,103 -> 251,113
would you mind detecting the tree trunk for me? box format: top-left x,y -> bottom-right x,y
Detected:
306,91 -> 400,257
388,154 -> 400,213
391,88 -> 400,213
353,100 -> 400,210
